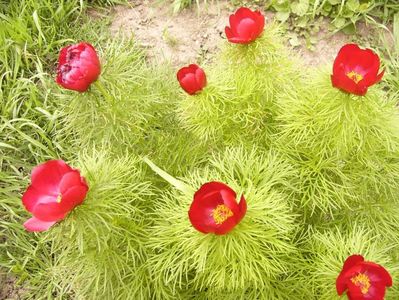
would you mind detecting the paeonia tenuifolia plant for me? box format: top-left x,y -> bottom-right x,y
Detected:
7,5 -> 399,300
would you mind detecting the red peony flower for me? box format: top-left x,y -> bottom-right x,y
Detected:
22,160 -> 89,232
56,42 -> 101,92
331,44 -> 384,96
336,254 -> 392,300
177,64 -> 207,95
188,181 -> 247,235
225,7 -> 265,44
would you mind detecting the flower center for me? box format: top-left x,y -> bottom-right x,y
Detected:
351,273 -> 371,295
212,204 -> 233,225
346,70 -> 363,84
56,194 -> 62,203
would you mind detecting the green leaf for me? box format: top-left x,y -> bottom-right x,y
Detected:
333,17 -> 346,28
342,23 -> 356,35
289,34 -> 301,47
291,0 -> 309,17
272,0 -> 291,12
276,11 -> 291,22
358,3 -> 370,13
346,0 -> 359,12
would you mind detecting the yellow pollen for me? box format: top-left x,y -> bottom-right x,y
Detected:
211,204 -> 233,225
346,70 -> 363,84
56,194 -> 62,203
351,273 -> 371,295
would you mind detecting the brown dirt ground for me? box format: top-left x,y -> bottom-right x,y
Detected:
0,274 -> 20,300
107,0 -> 374,67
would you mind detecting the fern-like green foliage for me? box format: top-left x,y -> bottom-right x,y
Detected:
56,38 -> 154,152
147,147 -> 299,299
276,68 -> 399,216
177,24 -> 299,145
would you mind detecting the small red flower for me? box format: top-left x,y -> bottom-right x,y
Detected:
177,64 -> 207,95
225,7 -> 265,44
336,255 -> 392,300
22,160 -> 89,232
188,182 -> 247,235
56,42 -> 101,92
331,44 -> 384,96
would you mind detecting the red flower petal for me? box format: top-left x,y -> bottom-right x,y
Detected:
22,186 -> 54,213
59,171 -> 85,194
236,195 -> 247,223
214,215 -> 238,235
343,255 -> 365,274
194,181 -> 236,202
189,190 -> 224,234
362,262 -> 393,287
23,217 -> 57,232
365,281 -> 388,300
31,160 -> 72,193
59,185 -> 89,212
32,202 -> 67,222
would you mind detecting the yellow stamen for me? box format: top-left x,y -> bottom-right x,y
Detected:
346,70 -> 363,84
211,204 -> 233,225
351,273 -> 371,295
56,194 -> 62,203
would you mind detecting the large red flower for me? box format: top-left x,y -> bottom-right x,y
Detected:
336,255 -> 392,300
331,44 -> 384,96
56,42 -> 101,92
225,7 -> 265,44
177,64 -> 207,95
188,182 -> 247,235
22,160 -> 89,232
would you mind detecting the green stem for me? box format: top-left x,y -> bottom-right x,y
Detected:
143,157 -> 191,194
94,80 -> 114,104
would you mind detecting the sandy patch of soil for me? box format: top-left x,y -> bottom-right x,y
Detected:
0,274 -> 21,300
108,0 -> 361,67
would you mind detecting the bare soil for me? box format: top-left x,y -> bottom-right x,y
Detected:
108,0 -> 360,67
0,274 -> 20,300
